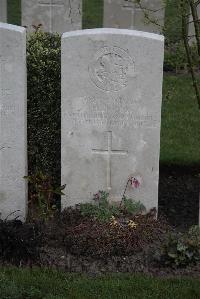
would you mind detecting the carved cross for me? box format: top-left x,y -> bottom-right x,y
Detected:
38,0 -> 65,32
122,2 -> 141,29
92,131 -> 128,190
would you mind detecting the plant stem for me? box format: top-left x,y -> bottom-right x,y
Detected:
181,0 -> 200,109
120,179 -> 130,206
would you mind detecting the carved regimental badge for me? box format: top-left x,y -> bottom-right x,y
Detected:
89,46 -> 135,92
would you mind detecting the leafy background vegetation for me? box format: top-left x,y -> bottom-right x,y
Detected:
27,32 -> 61,186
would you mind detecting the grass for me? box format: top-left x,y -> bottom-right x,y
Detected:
7,0 -> 21,26
164,0 -> 182,43
161,75 -> 200,165
0,267 -> 199,299
82,0 -> 103,29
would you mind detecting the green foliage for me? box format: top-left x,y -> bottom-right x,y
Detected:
7,0 -> 21,26
164,0 -> 182,43
164,42 -> 199,72
80,191 -> 120,222
165,42 -> 188,72
161,226 -> 200,267
80,191 -> 146,222
82,0 -> 103,29
123,197 -> 146,215
24,171 -> 65,220
27,31 -> 61,186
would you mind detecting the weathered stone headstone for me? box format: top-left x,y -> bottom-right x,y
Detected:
104,0 -> 164,34
199,192 -> 200,227
0,23 -> 27,220
189,3 -> 200,44
0,0 -> 7,23
21,0 -> 82,34
61,28 -> 164,211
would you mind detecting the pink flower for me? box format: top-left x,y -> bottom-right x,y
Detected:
93,192 -> 100,201
130,177 -> 140,189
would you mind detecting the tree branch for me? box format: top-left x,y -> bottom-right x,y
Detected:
181,0 -> 200,109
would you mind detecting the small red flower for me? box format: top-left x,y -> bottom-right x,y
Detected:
130,177 -> 140,189
93,192 -> 100,201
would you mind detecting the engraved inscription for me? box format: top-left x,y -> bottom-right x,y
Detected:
64,95 -> 158,128
92,131 -> 128,190
38,0 -> 64,4
89,46 -> 135,92
0,104 -> 20,117
0,145 -> 11,151
68,112 -> 155,128
0,89 -> 11,96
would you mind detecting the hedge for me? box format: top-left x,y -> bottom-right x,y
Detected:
27,31 -> 61,186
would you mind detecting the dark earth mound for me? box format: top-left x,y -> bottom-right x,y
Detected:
159,164 -> 199,228
0,164 -> 199,275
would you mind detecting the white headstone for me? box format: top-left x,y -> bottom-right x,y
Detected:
0,23 -> 27,220
189,3 -> 200,44
0,0 -> 7,23
61,28 -> 164,211
104,0 -> 164,34
21,0 -> 82,34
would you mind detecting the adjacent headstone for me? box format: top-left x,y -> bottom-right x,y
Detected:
21,0 -> 82,34
0,0 -> 7,23
104,0 -> 164,34
61,28 -> 164,211
0,23 -> 27,220
199,192 -> 200,227
189,3 -> 200,44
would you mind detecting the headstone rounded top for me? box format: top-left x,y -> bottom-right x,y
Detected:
0,22 -> 26,33
62,28 -> 164,42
